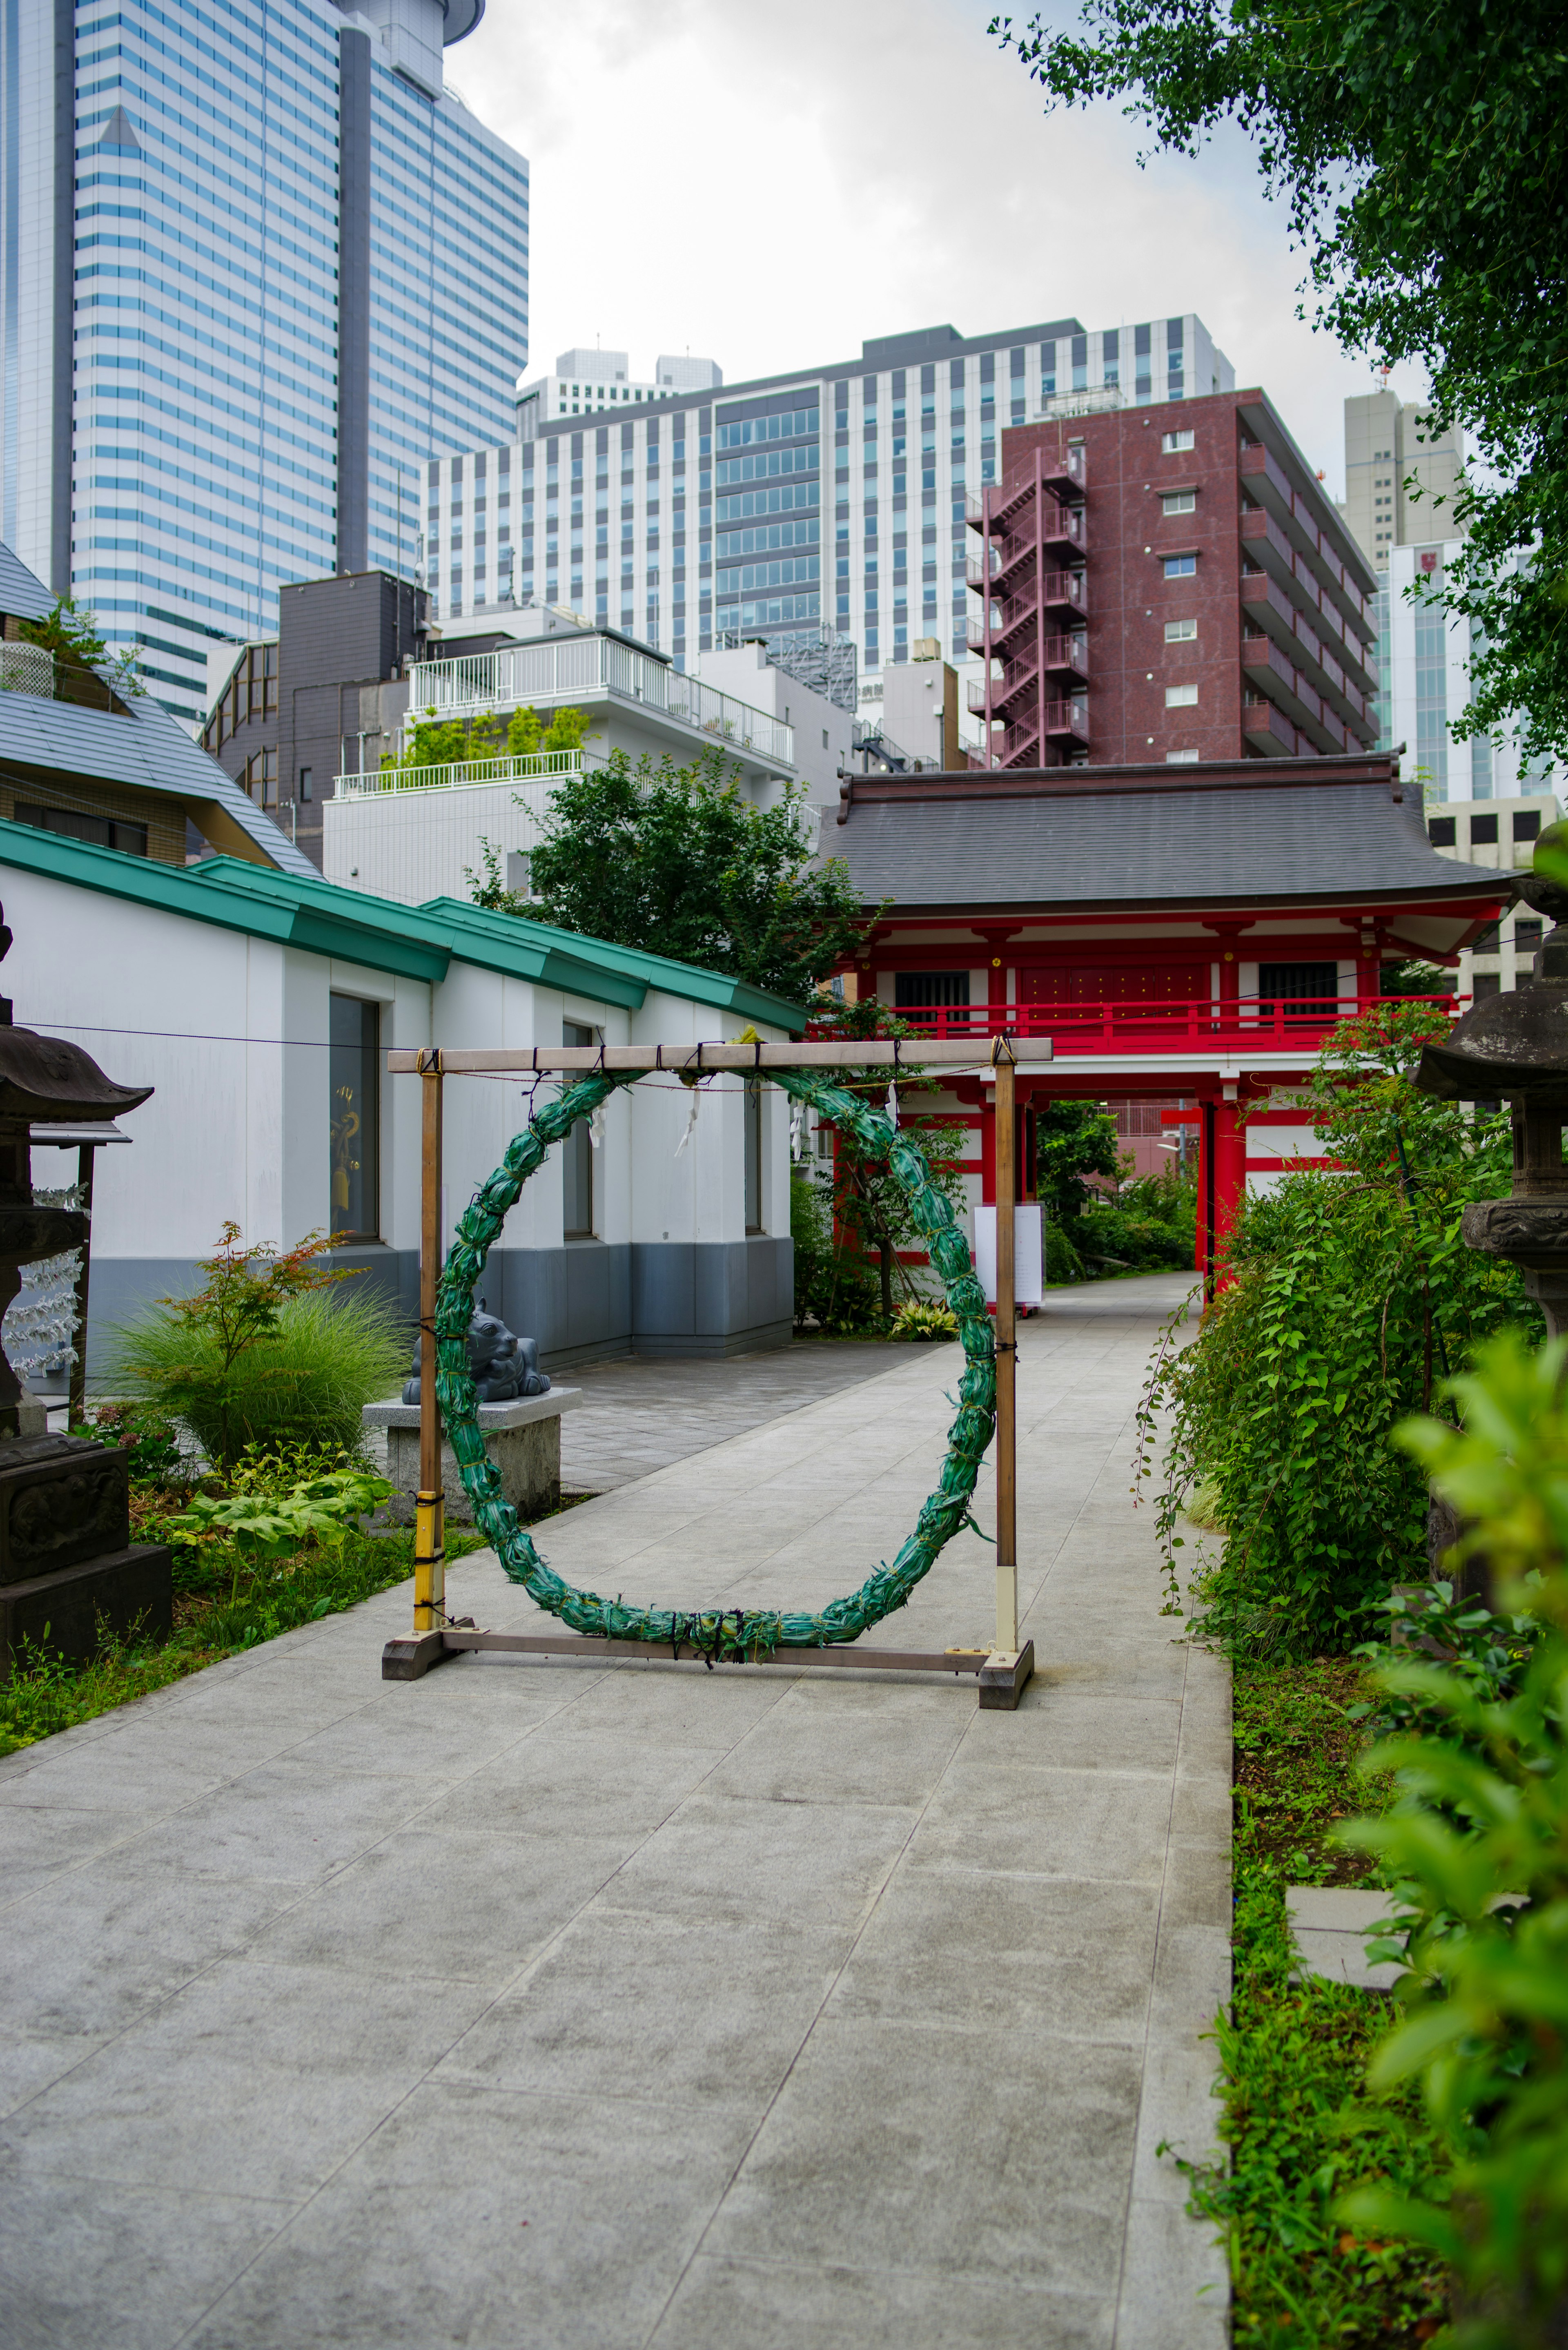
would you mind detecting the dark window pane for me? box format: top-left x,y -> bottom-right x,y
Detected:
1470,813 -> 1499,844
895,971 -> 971,1007
1515,918 -> 1544,948
562,1020 -> 595,1236
744,1080 -> 762,1234
1257,962 -> 1340,1011
1513,810 -> 1541,841
1428,816 -> 1457,846
330,994 -> 380,1242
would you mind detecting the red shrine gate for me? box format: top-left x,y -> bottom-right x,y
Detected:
828,753 -> 1508,1287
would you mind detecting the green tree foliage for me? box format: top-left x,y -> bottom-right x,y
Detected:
387,704 -> 590,772
1143,1005 -> 1530,1655
18,595 -> 142,701
991,0 -> 1568,767
1335,1336 -> 1568,2345
526,747 -> 869,1005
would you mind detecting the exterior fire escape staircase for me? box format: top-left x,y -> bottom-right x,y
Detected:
967,443 -> 1090,769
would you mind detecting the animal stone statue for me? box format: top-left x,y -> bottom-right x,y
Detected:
402,1309 -> 550,1405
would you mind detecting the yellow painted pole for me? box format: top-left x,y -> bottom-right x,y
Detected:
993,1033 -> 1018,1654
414,1051 -> 445,1634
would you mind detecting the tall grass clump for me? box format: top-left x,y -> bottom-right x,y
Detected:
110,1225 -> 408,1467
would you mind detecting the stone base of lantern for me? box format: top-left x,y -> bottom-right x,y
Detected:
0,1430 -> 172,1679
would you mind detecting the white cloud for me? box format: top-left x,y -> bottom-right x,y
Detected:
450,0 -> 1426,500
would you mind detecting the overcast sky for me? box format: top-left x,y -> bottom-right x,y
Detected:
452,0 -> 1424,503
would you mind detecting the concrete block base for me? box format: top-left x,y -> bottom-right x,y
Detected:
364,1390 -> 581,1527
0,1542 -> 172,1679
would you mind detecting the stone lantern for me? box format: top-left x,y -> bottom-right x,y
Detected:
1416,823 -> 1568,1337
0,906 -> 171,1677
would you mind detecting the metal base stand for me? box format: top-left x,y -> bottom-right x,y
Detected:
383,1628 -> 1035,1708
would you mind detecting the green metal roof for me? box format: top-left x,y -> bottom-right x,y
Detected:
0,821 -> 807,1031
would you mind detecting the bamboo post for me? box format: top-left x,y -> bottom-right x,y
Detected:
414,1050 -> 445,1634
992,1033 -> 1018,1654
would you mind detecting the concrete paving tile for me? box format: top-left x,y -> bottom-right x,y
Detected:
179,2079 -> 757,2350
704,1680 -> 969,1809
245,1824 -> 640,1985
608,1791 -> 918,1933
0,1851 -> 299,2041
438,1903 -> 849,2110
645,2253 -> 1116,2349
0,2171 -> 296,2350
706,2017 -> 1141,2298
147,1759 -> 436,1884
908,1763 -> 1178,1886
1158,1839 -> 1233,1932
1114,2194 -> 1228,2350
276,1690 -> 572,1784
0,2029 -> 112,2120
0,1741 -> 234,1821
0,1798 -> 141,1909
992,1691 -> 1182,1775
2,1959 -> 496,2202
1128,2038 -> 1226,2204
830,1867 -> 1158,2044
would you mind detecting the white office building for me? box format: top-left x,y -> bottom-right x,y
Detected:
1379,539 -> 1555,804
0,0 -> 528,731
515,350 -> 724,440
422,315 -> 1234,723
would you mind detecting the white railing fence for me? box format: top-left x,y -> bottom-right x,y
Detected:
335,749 -> 584,797
402,635 -> 794,767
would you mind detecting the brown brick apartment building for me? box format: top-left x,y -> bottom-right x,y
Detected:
968,390 -> 1379,770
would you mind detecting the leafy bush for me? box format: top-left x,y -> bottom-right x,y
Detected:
113,1244 -> 408,1469
790,1169 -> 883,1332
71,1401 -> 185,1487
1043,1220 -> 1085,1284
888,1300 -> 958,1341
1143,1006 -> 1531,1657
1334,1334 -> 1568,2344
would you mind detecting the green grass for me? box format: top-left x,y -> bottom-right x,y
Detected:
0,1506 -> 497,1758
1176,1658 -> 1453,2348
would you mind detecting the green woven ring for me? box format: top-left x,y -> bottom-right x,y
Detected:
432,1066 -> 997,1659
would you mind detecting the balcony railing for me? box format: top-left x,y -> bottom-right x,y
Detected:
402,635 -> 794,767
886,995 -> 1454,1056
335,749 -> 585,798
0,643 -> 54,697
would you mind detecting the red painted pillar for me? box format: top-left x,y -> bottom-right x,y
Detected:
1212,1092 -> 1247,1264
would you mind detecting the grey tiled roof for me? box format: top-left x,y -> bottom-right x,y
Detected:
0,539 -> 313,877
834,778 -> 1507,911
0,542 -> 55,623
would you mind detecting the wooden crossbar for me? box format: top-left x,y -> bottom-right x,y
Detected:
387,1039 -> 1052,1075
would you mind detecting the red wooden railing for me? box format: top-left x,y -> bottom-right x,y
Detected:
868,995 -> 1454,1056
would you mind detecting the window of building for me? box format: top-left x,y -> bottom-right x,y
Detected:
1163,554 -> 1197,577
12,802 -> 148,856
562,1020 -> 597,1236
1162,430 -> 1195,454
1258,962 -> 1339,1010
894,972 -> 971,1008
1428,816 -> 1457,846
1165,747 -> 1200,765
329,995 -> 380,1243
744,1079 -> 764,1235
1165,682 -> 1198,707
1515,918 -> 1545,951
1161,490 -> 1196,515
1470,813 -> 1499,845
1165,618 -> 1197,642
298,767 -> 312,803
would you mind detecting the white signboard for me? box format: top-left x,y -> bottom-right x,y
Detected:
973,1205 -> 1045,1306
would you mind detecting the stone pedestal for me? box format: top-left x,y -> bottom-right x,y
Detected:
362,1388 -> 582,1526
0,1431 -> 172,1679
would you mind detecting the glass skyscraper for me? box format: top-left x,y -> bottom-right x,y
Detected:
0,0 -> 526,728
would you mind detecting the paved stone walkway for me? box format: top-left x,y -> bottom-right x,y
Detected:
559,1339 -> 903,1491
0,1273 -> 1227,2350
